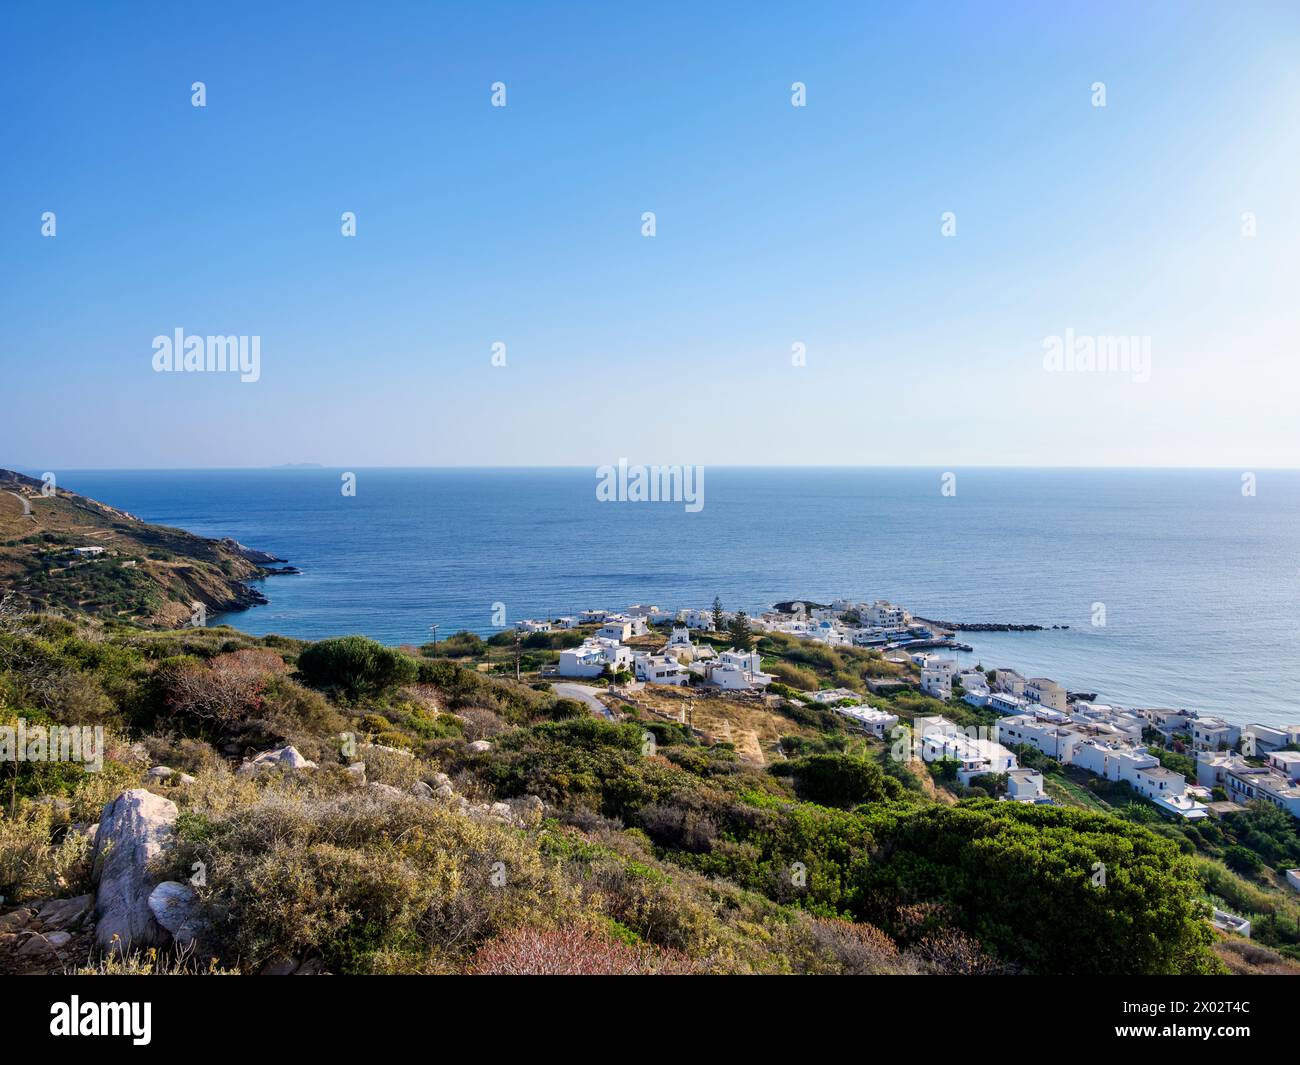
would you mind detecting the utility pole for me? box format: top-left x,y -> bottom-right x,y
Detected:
513,631 -> 522,681
428,622 -> 439,654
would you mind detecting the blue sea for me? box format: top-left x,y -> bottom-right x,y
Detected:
37,467 -> 1300,730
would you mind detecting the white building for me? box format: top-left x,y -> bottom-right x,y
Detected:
864,600 -> 910,634
678,608 -> 717,631
992,669 -> 1027,697
1139,708 -> 1194,738
633,653 -> 690,686
660,627 -> 712,662
988,691 -> 1032,716
626,604 -> 672,622
692,649 -> 773,691
913,716 -> 1018,785
921,667 -> 952,700
73,546 -> 106,556
1024,677 -> 1068,713
995,714 -> 1085,762
515,618 -> 552,634
1223,762 -> 1300,818
835,705 -> 899,738
579,609 -> 612,625
1191,717 -> 1240,751
557,638 -> 632,679
553,616 -> 580,629
1005,768 -> 1048,803
1070,741 -> 1207,819
1212,909 -> 1251,938
1268,751 -> 1300,782
597,615 -> 649,642
809,687 -> 861,705
1242,723 -> 1300,755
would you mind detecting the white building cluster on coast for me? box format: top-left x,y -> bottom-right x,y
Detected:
514,598 -> 1300,823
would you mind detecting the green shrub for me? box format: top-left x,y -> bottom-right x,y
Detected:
297,636 -> 418,699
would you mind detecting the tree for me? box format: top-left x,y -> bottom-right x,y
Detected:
727,610 -> 753,649
711,596 -> 724,632
297,635 -> 418,698
784,753 -> 904,808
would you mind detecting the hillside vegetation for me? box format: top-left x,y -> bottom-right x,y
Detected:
0,612 -> 1232,975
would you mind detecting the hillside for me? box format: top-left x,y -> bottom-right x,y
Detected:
0,469 -> 276,627
1,479 -> 1296,977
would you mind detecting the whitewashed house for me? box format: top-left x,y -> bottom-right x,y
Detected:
692,649 -> 773,691
1005,768 -> 1048,803
913,716 -> 1018,785
557,638 -> 632,679
835,705 -> 899,738
633,653 -> 690,686
921,667 -> 952,700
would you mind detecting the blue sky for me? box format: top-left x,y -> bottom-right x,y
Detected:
3,1 -> 1299,468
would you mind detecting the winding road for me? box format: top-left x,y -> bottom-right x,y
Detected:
553,682 -> 614,720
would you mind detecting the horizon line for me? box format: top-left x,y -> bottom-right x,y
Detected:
8,463 -> 1300,474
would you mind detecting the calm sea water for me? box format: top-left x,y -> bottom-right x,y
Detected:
40,468 -> 1300,729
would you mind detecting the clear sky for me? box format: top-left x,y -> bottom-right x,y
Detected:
3,1 -> 1299,469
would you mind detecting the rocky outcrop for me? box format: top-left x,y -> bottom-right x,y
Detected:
237,745 -> 317,776
216,537 -> 284,565
145,765 -> 197,786
91,789 -> 178,952
35,894 -> 92,931
147,881 -> 207,950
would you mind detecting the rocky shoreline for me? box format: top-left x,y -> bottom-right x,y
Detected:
914,617 -> 1069,632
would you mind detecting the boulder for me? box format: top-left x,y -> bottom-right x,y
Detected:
147,881 -> 207,949
429,772 -> 452,789
91,789 -> 178,952
366,782 -> 404,799
467,740 -> 493,753
144,765 -> 176,783
17,933 -> 59,959
35,895 -> 92,931
435,784 -> 455,800
0,908 -> 34,932
409,781 -> 435,800
237,745 -> 317,776
345,761 -> 367,785
515,795 -> 545,828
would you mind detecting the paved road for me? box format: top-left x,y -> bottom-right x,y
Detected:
4,491 -> 32,517
553,682 -> 614,720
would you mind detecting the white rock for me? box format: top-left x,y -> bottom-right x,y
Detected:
409,781 -> 434,799
237,745 -> 317,776
147,881 -> 207,949
467,740 -> 493,753
144,765 -> 176,782
91,789 -> 178,952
